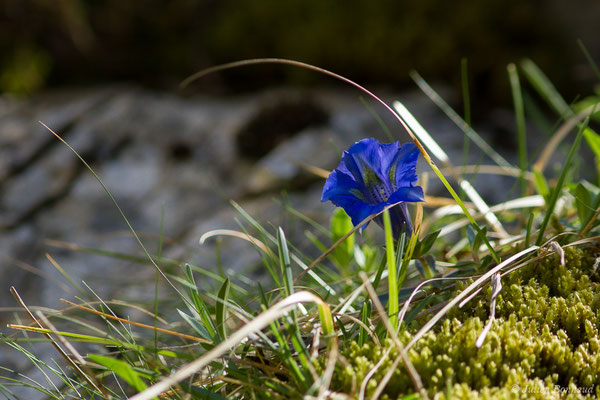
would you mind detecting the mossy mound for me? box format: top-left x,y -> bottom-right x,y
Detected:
331,246 -> 600,399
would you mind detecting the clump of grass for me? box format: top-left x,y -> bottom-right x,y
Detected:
2,56 -> 600,400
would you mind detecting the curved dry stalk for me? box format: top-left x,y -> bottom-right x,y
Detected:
580,208 -> 600,237
475,272 -> 502,348
393,101 -> 508,239
9,287 -> 107,397
294,203 -> 395,284
130,291 -> 335,400
431,195 -> 545,238
183,57 -> 500,262
60,298 -> 170,325
406,246 -> 539,350
548,241 -> 565,266
435,164 -> 536,181
359,272 -> 429,400
310,325 -> 339,400
564,235 -> 600,247
397,276 -> 474,328
534,104 -> 599,173
200,229 -> 274,256
334,314 -> 380,347
201,228 -> 345,305
60,299 -> 210,343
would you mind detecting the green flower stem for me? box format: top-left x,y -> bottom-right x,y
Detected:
383,209 -> 399,332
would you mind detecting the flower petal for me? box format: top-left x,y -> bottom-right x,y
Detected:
377,141 -> 402,178
388,186 -> 425,204
382,142 -> 420,187
386,142 -> 420,188
321,169 -> 366,203
321,138 -> 424,238
343,138 -> 389,187
343,201 -> 385,231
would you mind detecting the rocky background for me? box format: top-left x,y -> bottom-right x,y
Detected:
1,1 -> 600,398
0,84 -> 533,397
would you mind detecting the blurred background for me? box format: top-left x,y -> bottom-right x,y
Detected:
2,0 -> 599,104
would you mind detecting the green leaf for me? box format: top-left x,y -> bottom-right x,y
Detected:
573,183 -> 592,224
507,63 -> 528,196
88,354 -> 149,393
525,212 -> 534,248
533,170 -> 550,199
184,264 -> 217,340
521,58 -> 571,118
536,116 -> 587,245
177,309 -> 213,342
404,294 -> 435,326
355,243 -> 379,271
466,225 -> 487,259
277,227 -> 295,299
358,300 -> 371,347
383,209 -> 399,332
413,230 -> 441,259
522,58 -> 600,175
400,393 -> 423,400
216,277 -> 231,341
573,96 -> 600,122
583,128 -> 600,159
331,208 -> 355,268
183,384 -> 228,400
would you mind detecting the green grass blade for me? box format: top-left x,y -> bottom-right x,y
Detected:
410,71 -> 513,169
287,318 -> 312,384
177,309 -> 213,341
461,57 -> 472,127
46,239 -> 239,289
398,225 -> 419,289
579,186 -> 600,234
277,228 -> 293,297
393,100 -> 501,262
574,183 -> 592,224
359,96 -> 394,141
536,116 -> 588,245
371,255 -> 387,291
40,123 -> 193,310
215,277 -> 231,341
577,39 -> 600,82
87,354 -> 149,393
533,170 -> 550,199
184,264 -> 218,340
7,326 -> 181,357
525,212 -> 534,248
276,199 -> 329,236
507,63 -> 528,196
521,58 -> 572,118
358,300 -> 371,347
331,208 -> 355,272
153,203 -> 165,355
383,209 -> 399,332
521,59 -> 600,178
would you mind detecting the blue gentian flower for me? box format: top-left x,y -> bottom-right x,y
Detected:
321,138 -> 424,239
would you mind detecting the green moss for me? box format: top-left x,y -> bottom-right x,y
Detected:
330,246 -> 600,399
